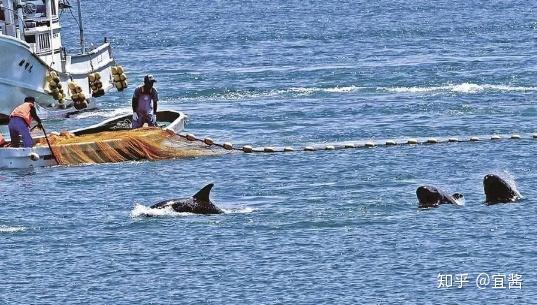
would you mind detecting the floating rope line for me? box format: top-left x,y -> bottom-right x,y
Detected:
177,132 -> 537,154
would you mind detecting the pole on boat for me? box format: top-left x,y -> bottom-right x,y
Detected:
40,124 -> 60,165
76,0 -> 85,54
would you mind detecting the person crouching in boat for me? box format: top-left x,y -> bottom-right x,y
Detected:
8,96 -> 42,148
0,132 -> 7,147
131,74 -> 159,128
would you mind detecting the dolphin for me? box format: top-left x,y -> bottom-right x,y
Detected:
483,174 -> 521,204
416,185 -> 464,208
149,183 -> 223,214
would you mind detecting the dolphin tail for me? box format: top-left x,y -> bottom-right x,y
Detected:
193,183 -> 214,202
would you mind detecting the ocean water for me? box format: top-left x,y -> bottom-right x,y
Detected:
1,0 -> 537,304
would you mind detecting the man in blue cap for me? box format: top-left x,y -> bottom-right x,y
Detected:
131,74 -> 159,128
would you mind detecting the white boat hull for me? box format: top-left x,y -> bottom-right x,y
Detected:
0,35 -> 116,122
0,146 -> 57,169
0,35 -> 50,118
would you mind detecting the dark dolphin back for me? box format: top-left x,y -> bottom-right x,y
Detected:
192,183 -> 223,214
148,183 -> 222,214
416,185 -> 462,208
483,174 -> 520,204
193,183 -> 214,202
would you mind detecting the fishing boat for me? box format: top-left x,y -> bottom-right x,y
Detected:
0,110 -> 191,169
0,0 -> 127,124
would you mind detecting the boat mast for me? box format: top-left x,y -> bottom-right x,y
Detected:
3,0 -> 16,37
14,0 -> 24,39
46,0 -> 55,66
76,0 -> 85,54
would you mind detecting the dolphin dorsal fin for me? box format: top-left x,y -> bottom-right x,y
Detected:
193,183 -> 214,202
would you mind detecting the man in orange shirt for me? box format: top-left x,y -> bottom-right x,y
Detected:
8,96 -> 42,147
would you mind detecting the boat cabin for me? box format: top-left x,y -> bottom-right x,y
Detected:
1,0 -> 64,67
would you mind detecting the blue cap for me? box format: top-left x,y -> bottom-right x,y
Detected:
144,74 -> 157,84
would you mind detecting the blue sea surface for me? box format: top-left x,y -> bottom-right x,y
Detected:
1,0 -> 537,304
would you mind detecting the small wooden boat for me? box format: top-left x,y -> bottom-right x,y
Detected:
0,110 -> 188,169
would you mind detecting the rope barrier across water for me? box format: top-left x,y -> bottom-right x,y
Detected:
177,132 -> 537,154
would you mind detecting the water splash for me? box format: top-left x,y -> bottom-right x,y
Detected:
130,204 -> 252,218
130,203 -> 193,218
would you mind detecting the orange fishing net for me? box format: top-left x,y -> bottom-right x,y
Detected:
35,128 -> 221,165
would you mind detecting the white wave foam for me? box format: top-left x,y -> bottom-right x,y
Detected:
384,83 -> 537,94
288,86 -> 363,95
385,86 -> 445,93
451,83 -> 484,93
324,86 -> 363,93
0,225 -> 26,233
222,207 -> 255,214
